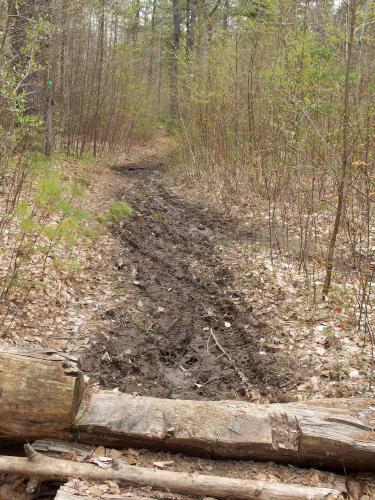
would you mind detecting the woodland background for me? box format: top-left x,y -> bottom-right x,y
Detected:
1,0 -> 375,387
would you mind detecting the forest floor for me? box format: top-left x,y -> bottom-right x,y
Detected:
2,134 -> 375,498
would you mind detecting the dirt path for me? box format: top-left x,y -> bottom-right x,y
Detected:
2,148 -> 374,500
83,157 -> 295,402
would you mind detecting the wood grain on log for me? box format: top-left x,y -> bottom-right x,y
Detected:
55,489 -> 157,500
55,495 -> 156,500
0,445 -> 342,500
1,350 -> 375,472
0,348 -> 84,441
77,391 -> 375,471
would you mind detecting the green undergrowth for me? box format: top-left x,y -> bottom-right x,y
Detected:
1,152 -> 98,300
0,149 -> 135,316
97,200 -> 134,224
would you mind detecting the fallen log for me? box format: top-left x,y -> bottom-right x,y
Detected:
55,495 -> 157,500
55,489 -> 157,500
77,390 -> 375,471
0,347 -> 84,441
1,349 -> 375,471
55,495 -> 150,500
0,445 -> 342,500
33,438 -> 349,498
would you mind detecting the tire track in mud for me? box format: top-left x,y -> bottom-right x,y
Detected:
83,161 -> 296,401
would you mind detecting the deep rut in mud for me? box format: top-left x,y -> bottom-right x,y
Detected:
83,161 -> 296,401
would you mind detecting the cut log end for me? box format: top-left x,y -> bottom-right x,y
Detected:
0,348 -> 84,442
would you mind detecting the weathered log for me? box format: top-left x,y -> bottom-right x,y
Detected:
55,494 -> 156,500
55,489 -> 156,500
2,350 -> 375,472
0,445 -> 342,500
32,438 -> 93,459
0,347 -> 84,441
77,391 -> 375,471
33,438 -> 349,498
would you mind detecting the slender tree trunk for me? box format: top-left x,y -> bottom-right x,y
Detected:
38,0 -> 53,155
131,0 -> 141,42
44,71 -> 53,155
75,18 -> 92,156
58,0 -> 67,149
185,0 -> 191,53
170,0 -> 180,117
322,0 -> 356,298
0,0 -> 15,55
157,17 -> 163,108
148,0 -> 157,83
187,0 -> 196,52
93,2 -> 105,158
223,0 -> 229,30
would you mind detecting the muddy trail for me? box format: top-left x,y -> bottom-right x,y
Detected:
83,159 -> 297,402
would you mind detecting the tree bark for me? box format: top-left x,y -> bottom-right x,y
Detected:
77,391 -> 375,472
0,445 -> 342,500
322,0 -> 356,298
55,485 -> 156,500
0,0 -> 15,55
131,0 -> 141,42
92,1 -> 105,158
148,0 -> 157,83
223,0 -> 229,30
170,0 -> 180,117
187,0 -> 196,52
0,348 -> 84,442
44,69 -> 53,155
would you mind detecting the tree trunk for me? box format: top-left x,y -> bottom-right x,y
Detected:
185,0 -> 191,53
92,1 -> 105,158
223,0 -> 229,30
156,17 -> 164,108
44,70 -> 53,155
170,0 -> 180,117
0,0 -> 15,55
322,0 -> 356,298
131,0 -> 141,42
187,0 -> 196,52
147,0 -> 157,83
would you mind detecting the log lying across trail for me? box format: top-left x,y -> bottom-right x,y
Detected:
0,444 -> 342,500
78,391 -> 375,471
1,348 -> 375,471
